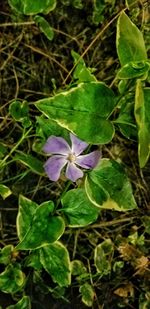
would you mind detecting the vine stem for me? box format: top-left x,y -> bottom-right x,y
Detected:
0,21 -> 35,27
55,180 -> 72,210
0,127 -> 32,169
84,217 -> 136,230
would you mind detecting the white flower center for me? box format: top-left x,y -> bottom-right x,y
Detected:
67,153 -> 76,163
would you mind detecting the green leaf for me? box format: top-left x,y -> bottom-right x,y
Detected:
0,143 -> 7,159
115,96 -> 137,140
6,296 -> 31,309
85,159 -> 137,211
125,0 -> 137,7
0,263 -> 25,294
17,195 -> 38,241
51,286 -> 66,300
94,239 -> 113,275
139,300 -> 150,309
9,100 -> 31,128
113,261 -> 124,272
35,82 -> 116,144
40,241 -> 71,287
117,61 -> 149,79
139,293 -> 150,309
71,50 -> 96,82
116,12 -> 147,66
118,80 -> 128,94
8,0 -> 24,13
0,184 -> 12,199
36,116 -> 69,140
71,260 -> 87,276
85,173 -> 109,206
33,270 -> 50,294
14,152 -> 44,175
61,188 -> 99,227
79,283 -> 95,307
142,216 -> 150,235
9,100 -> 28,120
0,245 -> 14,265
8,0 -> 56,15
16,199 -> 65,250
25,250 -> 42,270
128,231 -> 145,246
34,15 -> 54,41
92,0 -> 105,24
135,82 -> 150,167
72,0 -> 83,9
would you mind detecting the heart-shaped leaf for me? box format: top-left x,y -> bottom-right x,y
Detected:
16,197 -> 65,250
0,264 -> 25,294
35,82 -> 116,144
9,100 -> 31,128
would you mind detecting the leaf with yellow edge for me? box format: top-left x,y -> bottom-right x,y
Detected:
85,159 -> 137,211
135,82 -> 150,167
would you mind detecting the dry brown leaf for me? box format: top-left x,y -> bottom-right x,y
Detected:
114,283 -> 134,298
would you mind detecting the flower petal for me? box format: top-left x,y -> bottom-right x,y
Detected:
43,136 -> 71,155
70,133 -> 88,156
44,155 -> 67,181
65,163 -> 83,182
76,150 -> 101,169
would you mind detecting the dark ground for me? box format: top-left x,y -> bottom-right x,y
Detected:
0,1 -> 150,308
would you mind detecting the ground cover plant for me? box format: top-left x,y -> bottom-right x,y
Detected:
0,0 -> 150,308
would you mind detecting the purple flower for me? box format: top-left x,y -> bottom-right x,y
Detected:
43,133 -> 101,182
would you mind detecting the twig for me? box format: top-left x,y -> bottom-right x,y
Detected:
84,217 -> 136,230
63,8 -> 127,84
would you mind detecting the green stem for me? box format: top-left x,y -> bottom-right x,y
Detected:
55,180 -> 72,210
0,127 -> 32,169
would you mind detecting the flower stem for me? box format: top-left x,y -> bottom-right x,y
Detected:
55,180 -> 72,210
